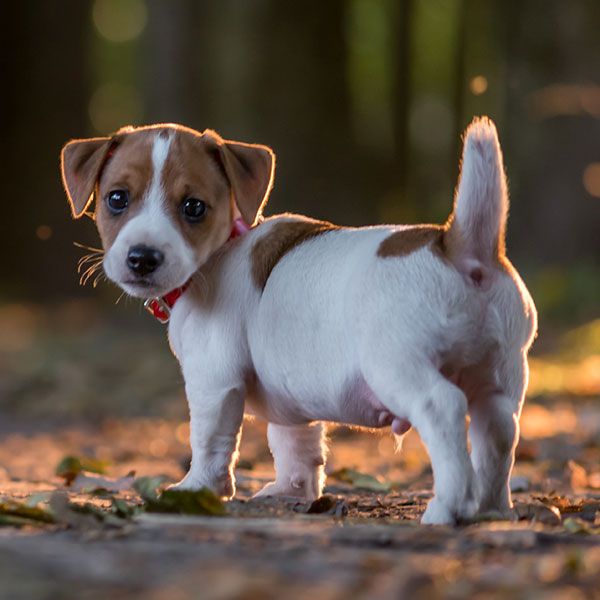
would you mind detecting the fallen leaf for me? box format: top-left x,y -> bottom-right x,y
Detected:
533,495 -> 583,514
70,471 -> 136,494
0,514 -> 48,528
329,468 -> 391,493
0,499 -> 55,526
111,497 -> 138,519
49,492 -> 103,529
514,501 -> 562,525
48,492 -> 126,529
144,488 -> 226,516
55,456 -> 109,485
133,476 -> 167,503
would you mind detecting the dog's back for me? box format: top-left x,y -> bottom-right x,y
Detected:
243,119 -> 536,405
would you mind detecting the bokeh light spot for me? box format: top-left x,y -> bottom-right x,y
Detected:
583,163 -> 600,197
89,82 -> 142,133
175,422 -> 190,445
36,225 -> 52,240
469,75 -> 488,95
92,0 -> 147,43
148,438 -> 168,458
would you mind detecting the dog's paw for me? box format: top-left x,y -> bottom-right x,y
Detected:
253,476 -> 321,501
421,497 -> 455,525
421,495 -> 478,526
168,472 -> 235,499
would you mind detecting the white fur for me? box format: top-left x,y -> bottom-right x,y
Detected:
103,133 -> 197,298
112,119 -> 538,525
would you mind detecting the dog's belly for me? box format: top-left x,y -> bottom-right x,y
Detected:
246,372 -> 411,434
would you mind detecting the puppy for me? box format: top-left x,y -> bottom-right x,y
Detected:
60,117 -> 537,524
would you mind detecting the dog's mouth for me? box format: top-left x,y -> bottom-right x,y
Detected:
123,278 -> 154,287
118,272 -> 191,300
120,277 -> 169,299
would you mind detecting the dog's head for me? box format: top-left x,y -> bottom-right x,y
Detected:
61,124 -> 275,298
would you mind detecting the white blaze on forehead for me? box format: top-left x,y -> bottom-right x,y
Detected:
146,132 -> 173,212
102,128 -> 197,297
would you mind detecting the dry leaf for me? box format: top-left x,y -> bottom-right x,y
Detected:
70,471 -> 136,494
144,488 -> 227,516
329,468 -> 391,492
514,501 -> 562,525
55,456 -> 109,485
0,499 -> 55,526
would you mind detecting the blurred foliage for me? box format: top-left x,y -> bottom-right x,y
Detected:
0,0 -> 598,331
530,263 -> 600,323
529,319 -> 600,397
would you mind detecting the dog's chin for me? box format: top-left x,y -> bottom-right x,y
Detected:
117,277 -> 185,300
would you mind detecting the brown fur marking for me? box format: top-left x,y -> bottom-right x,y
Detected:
161,129 -> 233,261
252,219 -> 340,290
95,126 -> 234,261
61,136 -> 112,218
95,131 -> 155,249
377,225 -> 447,259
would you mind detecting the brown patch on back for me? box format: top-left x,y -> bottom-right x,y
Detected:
377,225 -> 447,259
252,219 -> 340,290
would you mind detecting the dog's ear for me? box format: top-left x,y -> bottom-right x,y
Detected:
203,130 -> 275,226
61,136 -> 113,219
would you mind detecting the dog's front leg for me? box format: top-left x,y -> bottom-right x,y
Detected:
254,422 -> 327,501
171,382 -> 244,499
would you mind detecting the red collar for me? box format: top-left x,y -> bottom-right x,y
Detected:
143,218 -> 250,324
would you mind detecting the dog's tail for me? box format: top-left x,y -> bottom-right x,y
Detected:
447,117 -> 508,265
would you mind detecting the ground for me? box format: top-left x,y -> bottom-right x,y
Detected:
0,302 -> 599,599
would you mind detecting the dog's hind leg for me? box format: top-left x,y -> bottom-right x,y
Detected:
254,422 -> 327,501
367,364 -> 478,525
467,352 -> 527,516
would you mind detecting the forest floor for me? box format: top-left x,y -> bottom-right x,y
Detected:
0,302 -> 599,599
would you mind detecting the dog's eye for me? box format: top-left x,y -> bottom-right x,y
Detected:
106,190 -> 129,214
181,198 -> 207,223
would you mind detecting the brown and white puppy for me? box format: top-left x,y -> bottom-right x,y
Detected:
61,119 -> 537,525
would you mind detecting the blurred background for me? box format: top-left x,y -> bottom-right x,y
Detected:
0,0 -> 598,460
1,4 -> 600,595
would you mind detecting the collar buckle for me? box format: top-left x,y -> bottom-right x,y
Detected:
144,297 -> 171,324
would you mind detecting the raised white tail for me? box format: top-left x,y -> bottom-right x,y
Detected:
447,117 -> 509,265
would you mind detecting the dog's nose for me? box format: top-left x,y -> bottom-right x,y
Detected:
126,245 -> 164,276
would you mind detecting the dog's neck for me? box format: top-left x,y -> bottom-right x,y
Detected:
143,217 -> 251,323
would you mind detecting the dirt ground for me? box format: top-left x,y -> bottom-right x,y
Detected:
1,302 -> 599,599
